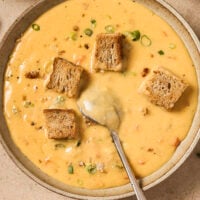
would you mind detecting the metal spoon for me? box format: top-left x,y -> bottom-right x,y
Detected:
77,88 -> 147,200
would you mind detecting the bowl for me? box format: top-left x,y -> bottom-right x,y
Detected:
0,0 -> 200,199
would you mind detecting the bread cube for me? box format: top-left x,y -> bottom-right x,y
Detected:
43,109 -> 78,139
91,33 -> 123,72
47,57 -> 84,98
139,67 -> 188,109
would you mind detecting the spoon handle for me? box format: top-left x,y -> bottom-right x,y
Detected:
111,131 -> 147,200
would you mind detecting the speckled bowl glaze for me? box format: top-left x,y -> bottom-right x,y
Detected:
0,0 -> 199,199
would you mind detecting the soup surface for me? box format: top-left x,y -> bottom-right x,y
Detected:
4,0 -> 198,189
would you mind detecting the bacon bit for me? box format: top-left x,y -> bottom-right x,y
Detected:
141,68 -> 150,77
162,31 -> 168,37
172,137 -> 181,147
150,53 -> 154,58
73,26 -> 79,32
58,50 -> 66,56
138,160 -> 146,165
84,43 -> 89,49
22,95 -> 27,101
25,71 -> 40,79
147,148 -> 154,152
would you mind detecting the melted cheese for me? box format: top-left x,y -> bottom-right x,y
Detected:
4,0 -> 198,189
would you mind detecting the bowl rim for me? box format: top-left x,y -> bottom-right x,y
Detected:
0,0 -> 199,199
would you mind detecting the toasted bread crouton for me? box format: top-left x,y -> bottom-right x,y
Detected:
139,67 -> 188,110
43,109 -> 78,139
47,57 -> 84,98
91,33 -> 123,72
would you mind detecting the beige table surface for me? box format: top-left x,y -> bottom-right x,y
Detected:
0,0 -> 200,200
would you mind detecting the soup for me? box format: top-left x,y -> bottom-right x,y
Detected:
4,0 -> 198,189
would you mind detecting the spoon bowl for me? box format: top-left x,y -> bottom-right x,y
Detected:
77,88 -> 147,200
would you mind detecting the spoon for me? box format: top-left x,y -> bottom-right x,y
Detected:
77,88 -> 147,200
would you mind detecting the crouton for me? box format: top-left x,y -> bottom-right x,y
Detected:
47,57 -> 84,98
91,33 -> 123,72
139,67 -> 188,110
43,109 -> 78,139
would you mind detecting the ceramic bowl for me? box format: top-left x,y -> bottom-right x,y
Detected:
0,0 -> 199,199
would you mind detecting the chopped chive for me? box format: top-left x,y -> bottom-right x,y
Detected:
76,140 -> 81,147
105,25 -> 115,33
54,143 -> 66,150
169,43 -> 176,49
90,19 -> 97,28
86,164 -> 96,174
69,32 -> 78,41
141,35 -> 152,47
32,24 -> 40,31
123,31 -> 140,41
23,101 -> 34,108
84,28 -> 93,36
158,50 -> 165,55
130,30 -> 141,41
68,164 -> 74,174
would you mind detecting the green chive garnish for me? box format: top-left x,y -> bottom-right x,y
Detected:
76,140 -> 81,147
141,35 -> 152,47
54,143 -> 66,150
91,19 -> 97,28
68,164 -> 74,174
158,50 -> 165,55
130,30 -> 141,41
32,24 -> 40,31
84,28 -> 93,36
105,25 -> 115,33
69,32 -> 78,41
86,164 -> 96,174
23,101 -> 34,108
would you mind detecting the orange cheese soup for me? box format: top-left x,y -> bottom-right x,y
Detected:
4,0 -> 198,189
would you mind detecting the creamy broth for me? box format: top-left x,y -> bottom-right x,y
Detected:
4,0 -> 198,189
